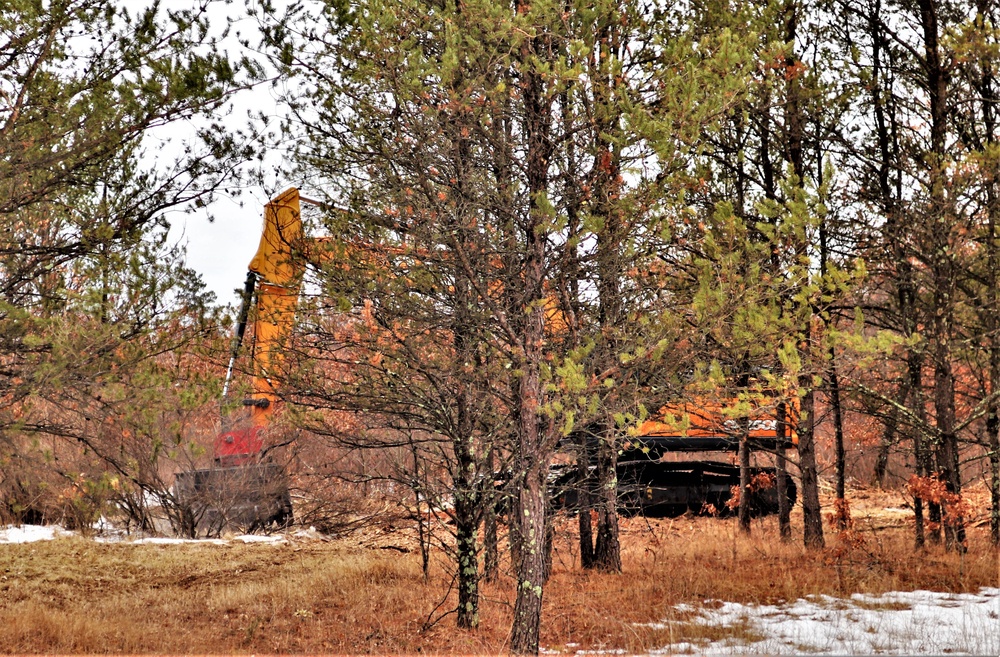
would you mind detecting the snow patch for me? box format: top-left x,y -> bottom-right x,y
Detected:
0,524 -> 75,543
235,533 -> 286,544
652,588 -> 1000,655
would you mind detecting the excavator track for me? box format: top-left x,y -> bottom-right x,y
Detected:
174,463 -> 292,535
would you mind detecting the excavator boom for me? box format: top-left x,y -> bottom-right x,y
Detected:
215,189 -> 305,467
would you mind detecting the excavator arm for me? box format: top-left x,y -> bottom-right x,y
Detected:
216,188 -> 307,466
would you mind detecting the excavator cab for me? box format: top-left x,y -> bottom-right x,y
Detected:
214,425 -> 265,468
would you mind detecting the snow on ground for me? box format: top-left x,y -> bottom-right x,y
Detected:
0,524 -> 75,543
234,533 -> 286,543
1,524 -> 308,545
651,588 -> 1000,655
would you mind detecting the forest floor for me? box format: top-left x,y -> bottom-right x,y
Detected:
0,483 -> 997,655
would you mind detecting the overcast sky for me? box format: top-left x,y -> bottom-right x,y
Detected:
173,191 -> 274,305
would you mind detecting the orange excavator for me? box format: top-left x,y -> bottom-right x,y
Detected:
625,395 -> 798,516
634,396 -> 798,452
174,189 -> 308,534
172,188 -> 427,534
553,396 -> 798,518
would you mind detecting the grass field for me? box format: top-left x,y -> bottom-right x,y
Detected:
0,486 -> 997,654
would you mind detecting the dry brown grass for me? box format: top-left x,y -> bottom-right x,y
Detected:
0,488 -> 996,654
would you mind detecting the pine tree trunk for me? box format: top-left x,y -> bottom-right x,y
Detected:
784,0 -> 823,550
510,461 -> 547,654
593,430 -> 621,572
412,445 -> 431,579
510,19 -> 553,649
590,50 -> 624,574
577,435 -> 595,569
775,402 -> 792,541
799,381 -> 825,549
738,432 -> 752,534
829,357 -> 848,530
986,407 -> 1000,546
455,505 -> 480,629
977,0 -> 1000,549
989,257 -> 1000,547
933,347 -> 964,552
873,428 -> 892,488
989,424 -> 1000,546
909,354 -> 933,548
453,402 -> 481,628
510,310 -> 547,653
509,513 -> 522,574
510,304 -> 547,653
920,0 -> 964,548
913,495 -> 926,550
483,448 -> 499,582
483,506 -> 498,582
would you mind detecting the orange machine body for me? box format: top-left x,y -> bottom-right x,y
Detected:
633,395 -> 799,453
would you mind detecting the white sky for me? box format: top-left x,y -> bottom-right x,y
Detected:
172,191 -> 271,305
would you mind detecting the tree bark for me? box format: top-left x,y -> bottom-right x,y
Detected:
483,504 -> 499,582
451,69 -> 484,625
589,10 -> 624,573
577,435 -> 595,569
509,310 -> 548,653
932,349 -> 964,551
908,353 -> 937,548
455,503 -> 480,629
776,401 -> 792,541
511,289 -> 548,652
738,430 -> 752,534
510,454 -> 547,654
483,448 -> 499,582
976,0 -> 1000,548
510,10 -> 554,649
798,380 -> 825,549
987,406 -> 1000,546
918,0 -> 965,552
454,382 -> 480,628
818,147 -> 846,531
784,0 -> 824,550
830,356 -> 847,530
593,429 -> 621,571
